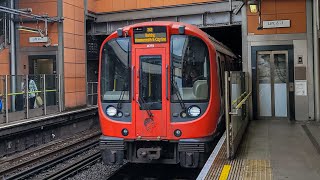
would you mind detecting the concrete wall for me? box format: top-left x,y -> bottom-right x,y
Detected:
92,0 -> 221,13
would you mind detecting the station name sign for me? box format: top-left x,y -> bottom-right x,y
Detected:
263,20 -> 291,29
29,37 -> 49,43
133,26 -> 167,44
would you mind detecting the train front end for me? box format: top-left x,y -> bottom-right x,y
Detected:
98,22 -> 222,168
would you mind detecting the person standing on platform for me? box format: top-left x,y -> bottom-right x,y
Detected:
21,78 -> 38,109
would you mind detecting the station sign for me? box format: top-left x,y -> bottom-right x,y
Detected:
263,20 -> 291,29
29,37 -> 49,43
133,26 -> 167,44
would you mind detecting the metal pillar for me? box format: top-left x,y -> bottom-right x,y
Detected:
43,74 -> 47,115
58,74 -> 62,112
225,72 -> 230,159
26,75 -> 29,119
313,0 -> 320,121
10,0 -> 16,112
5,75 -> 8,123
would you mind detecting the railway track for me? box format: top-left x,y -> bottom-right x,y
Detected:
107,163 -> 201,180
0,132 -> 100,180
44,151 -> 101,180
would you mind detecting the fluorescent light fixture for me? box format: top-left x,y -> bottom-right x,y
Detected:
248,0 -> 259,13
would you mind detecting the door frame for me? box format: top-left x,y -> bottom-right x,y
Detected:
28,55 -> 57,74
134,47 -> 168,138
256,51 -> 289,119
251,45 -> 294,121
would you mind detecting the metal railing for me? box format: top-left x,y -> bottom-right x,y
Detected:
225,71 -> 251,159
87,82 -> 98,106
0,74 -> 62,124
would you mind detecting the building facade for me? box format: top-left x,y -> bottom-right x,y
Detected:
0,0 -> 318,121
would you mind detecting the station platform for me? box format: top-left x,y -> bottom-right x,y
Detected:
197,120 -> 320,180
0,106 -> 98,158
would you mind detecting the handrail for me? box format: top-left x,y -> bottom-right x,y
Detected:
231,92 -> 247,105
229,92 -> 251,115
235,92 -> 251,109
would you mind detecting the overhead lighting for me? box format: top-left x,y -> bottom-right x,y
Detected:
17,25 -> 44,37
248,0 -> 259,13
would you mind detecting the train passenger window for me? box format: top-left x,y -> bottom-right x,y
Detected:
100,38 -> 131,102
139,56 -> 162,110
170,35 -> 210,101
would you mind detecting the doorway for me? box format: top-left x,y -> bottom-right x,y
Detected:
256,51 -> 289,119
29,55 -> 57,106
252,45 -> 295,120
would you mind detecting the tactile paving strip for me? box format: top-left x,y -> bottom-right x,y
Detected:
204,136 -> 272,180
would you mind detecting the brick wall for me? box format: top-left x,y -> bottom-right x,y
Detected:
63,0 -> 86,108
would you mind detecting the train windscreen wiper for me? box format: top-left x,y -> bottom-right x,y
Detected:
138,96 -> 153,118
171,80 -> 186,111
116,82 -> 128,109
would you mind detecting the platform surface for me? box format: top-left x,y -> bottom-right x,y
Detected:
199,120 -> 320,180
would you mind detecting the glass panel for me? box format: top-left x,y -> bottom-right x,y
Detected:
170,35 -> 209,101
27,74 -> 44,119
45,74 -> 59,115
274,54 -> 287,117
139,56 -> 162,110
257,53 -> 272,117
100,38 -> 130,102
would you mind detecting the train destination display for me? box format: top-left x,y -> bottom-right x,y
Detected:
133,26 -> 167,44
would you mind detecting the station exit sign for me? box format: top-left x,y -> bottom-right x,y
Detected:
263,20 -> 291,29
29,37 -> 49,43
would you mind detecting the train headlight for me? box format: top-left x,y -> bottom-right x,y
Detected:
187,106 -> 201,117
106,106 -> 117,117
174,129 -> 182,137
122,128 -> 129,136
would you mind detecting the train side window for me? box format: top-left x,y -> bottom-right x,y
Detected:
170,35 -> 210,101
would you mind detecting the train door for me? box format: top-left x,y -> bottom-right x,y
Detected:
134,48 -> 167,138
256,51 -> 290,119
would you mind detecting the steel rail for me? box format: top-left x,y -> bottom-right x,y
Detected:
45,152 -> 101,180
3,140 -> 99,180
0,132 -> 100,167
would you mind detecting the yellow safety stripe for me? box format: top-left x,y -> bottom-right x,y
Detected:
0,89 -> 57,96
219,165 -> 231,180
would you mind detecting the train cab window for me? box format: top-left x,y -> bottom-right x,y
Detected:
170,35 -> 210,101
139,56 -> 162,110
100,38 -> 131,102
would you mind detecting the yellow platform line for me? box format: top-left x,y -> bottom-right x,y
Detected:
219,165 -> 231,180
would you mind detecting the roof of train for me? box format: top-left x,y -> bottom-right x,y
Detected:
122,21 -> 237,58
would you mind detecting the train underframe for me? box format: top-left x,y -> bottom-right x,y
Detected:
100,135 -> 218,168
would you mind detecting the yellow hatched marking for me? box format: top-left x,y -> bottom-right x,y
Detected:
219,165 -> 231,180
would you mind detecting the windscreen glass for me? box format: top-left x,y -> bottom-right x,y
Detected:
170,35 -> 210,101
100,38 -> 130,102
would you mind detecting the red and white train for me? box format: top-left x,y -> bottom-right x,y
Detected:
98,21 -> 238,168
